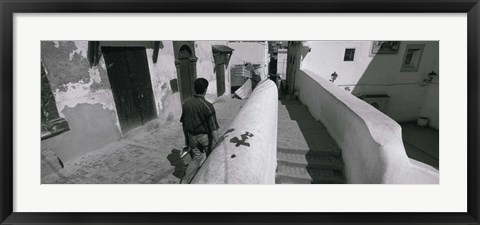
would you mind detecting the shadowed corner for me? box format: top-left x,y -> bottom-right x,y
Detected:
167,149 -> 188,179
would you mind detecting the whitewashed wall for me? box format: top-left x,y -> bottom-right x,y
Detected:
300,41 -> 439,128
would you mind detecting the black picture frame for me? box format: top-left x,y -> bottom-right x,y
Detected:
1,0 -> 479,224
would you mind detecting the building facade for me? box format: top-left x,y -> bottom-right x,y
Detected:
287,41 -> 439,129
41,41 -> 234,166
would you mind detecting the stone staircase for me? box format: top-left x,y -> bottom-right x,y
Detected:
276,99 -> 346,184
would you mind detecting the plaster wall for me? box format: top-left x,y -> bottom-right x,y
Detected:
97,41 -> 231,122
41,41 -> 231,164
295,69 -> 438,183
300,41 -> 439,125
99,41 -> 182,123
192,80 -> 278,184
194,41 -> 231,101
146,41 -> 182,122
41,41 -> 121,162
420,82 -> 440,129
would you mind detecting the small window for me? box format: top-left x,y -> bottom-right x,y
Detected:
344,48 -> 355,61
401,44 -> 425,72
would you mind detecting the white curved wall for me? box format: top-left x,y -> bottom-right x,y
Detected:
191,79 -> 278,184
300,41 -> 439,127
296,69 -> 438,183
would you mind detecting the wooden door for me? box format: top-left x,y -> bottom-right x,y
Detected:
102,47 -> 157,133
126,48 -> 157,124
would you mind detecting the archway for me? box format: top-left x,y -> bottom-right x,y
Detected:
174,42 -> 198,102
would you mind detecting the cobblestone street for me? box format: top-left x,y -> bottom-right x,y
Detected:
43,95 -> 246,184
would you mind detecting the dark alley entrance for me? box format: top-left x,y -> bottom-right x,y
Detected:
102,47 -> 157,134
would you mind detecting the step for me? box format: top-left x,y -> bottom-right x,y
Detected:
276,164 -> 312,183
277,121 -> 309,150
278,105 -> 314,121
278,108 -> 293,121
276,172 -> 312,184
278,147 -> 342,157
279,95 -> 299,101
277,151 -> 344,171
277,138 -> 341,156
278,104 -> 316,121
309,169 -> 346,184
279,100 -> 303,106
277,119 -> 325,134
276,166 -> 346,184
277,103 -> 310,111
278,121 -> 339,150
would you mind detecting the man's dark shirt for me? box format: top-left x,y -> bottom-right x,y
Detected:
180,94 -> 219,135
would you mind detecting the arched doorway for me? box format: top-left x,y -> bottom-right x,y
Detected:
174,42 -> 197,102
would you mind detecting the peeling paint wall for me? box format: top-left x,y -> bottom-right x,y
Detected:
141,41 -> 231,121
41,41 -> 121,162
41,41 -> 234,164
143,41 -> 182,123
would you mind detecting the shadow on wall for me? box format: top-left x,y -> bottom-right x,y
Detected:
41,103 -> 122,163
342,42 -> 439,125
291,41 -> 440,183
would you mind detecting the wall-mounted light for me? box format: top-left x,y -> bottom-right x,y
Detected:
422,70 -> 437,86
330,72 -> 338,83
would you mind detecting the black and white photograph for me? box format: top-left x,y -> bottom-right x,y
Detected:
40,40 -> 439,184
2,1 -> 479,222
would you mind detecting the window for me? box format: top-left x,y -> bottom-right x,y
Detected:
401,44 -> 425,72
41,63 -> 70,140
344,48 -> 355,61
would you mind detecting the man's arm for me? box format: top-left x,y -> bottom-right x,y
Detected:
211,129 -> 219,148
180,107 -> 188,147
206,104 -> 220,149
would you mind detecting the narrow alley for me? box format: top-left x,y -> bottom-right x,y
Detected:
40,41 -> 439,185
276,96 -> 346,184
42,95 -> 246,184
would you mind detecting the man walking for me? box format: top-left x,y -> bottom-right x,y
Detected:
180,78 -> 220,184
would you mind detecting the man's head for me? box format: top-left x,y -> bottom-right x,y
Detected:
194,78 -> 209,95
